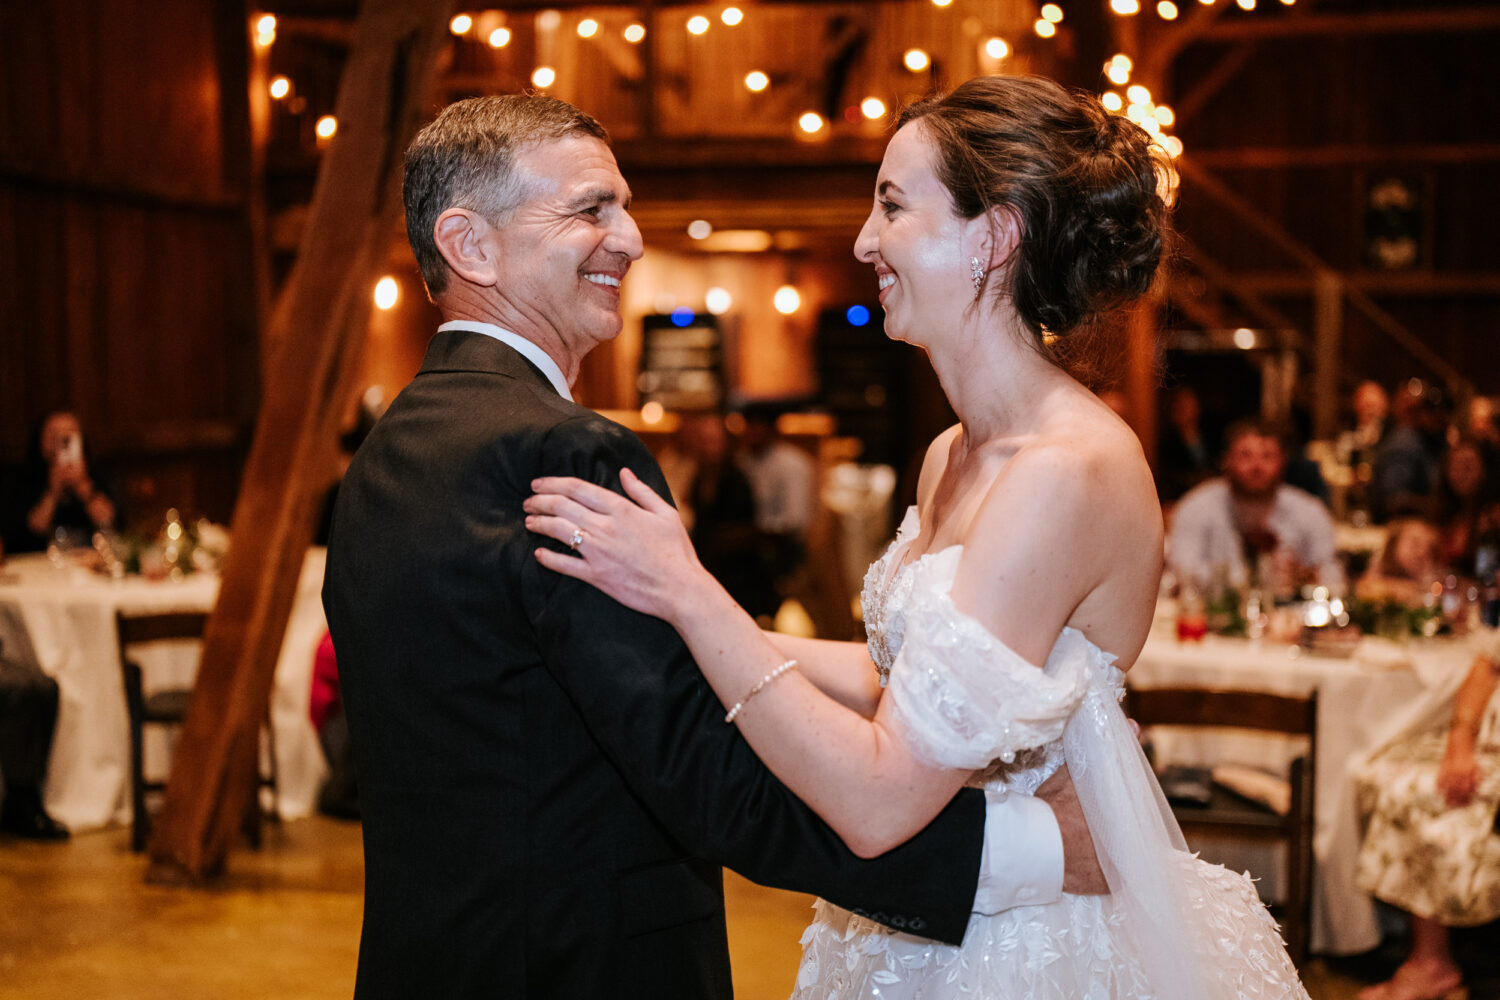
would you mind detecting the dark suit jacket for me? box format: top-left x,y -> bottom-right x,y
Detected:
323,330 -> 985,1000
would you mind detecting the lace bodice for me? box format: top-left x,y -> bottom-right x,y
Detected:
861,507 -> 1126,793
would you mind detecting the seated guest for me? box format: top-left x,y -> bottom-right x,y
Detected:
0,622 -> 69,840
1433,439 -> 1497,571
1168,418 -> 1344,596
1356,517 -> 1445,606
1353,641 -> 1500,1000
1371,382 -> 1447,523
2,411 -> 116,554
1155,386 -> 1216,503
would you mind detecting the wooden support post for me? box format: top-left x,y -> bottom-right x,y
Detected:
146,0 -> 453,883
1312,272 -> 1343,443
1126,297 -> 1159,471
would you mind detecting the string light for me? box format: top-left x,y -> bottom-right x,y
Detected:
1157,1 -> 1179,18
1101,91 -> 1123,111
773,286 -> 801,315
985,37 -> 1009,59
1162,135 -> 1184,159
315,115 -> 337,139
1110,0 -> 1141,13
861,97 -> 887,119
903,48 -> 930,72
532,66 -> 556,88
1154,104 -> 1175,127
1127,84 -> 1152,105
577,18 -> 598,38
269,75 -> 291,99
488,27 -> 511,48
1034,19 -> 1057,37
449,14 -> 472,35
798,111 -> 825,134
1105,57 -> 1131,85
687,15 -> 710,35
623,23 -> 646,43
1236,0 -> 1256,7
254,14 -> 276,47
1041,4 -> 1065,22
374,277 -> 399,310
744,70 -> 769,92
687,220 -> 713,239
705,288 -> 733,314
932,0 -> 954,6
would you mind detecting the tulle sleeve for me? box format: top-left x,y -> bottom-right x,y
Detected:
885,548 -> 1090,770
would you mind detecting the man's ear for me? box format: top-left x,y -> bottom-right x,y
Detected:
433,208 -> 499,287
983,205 -> 1022,272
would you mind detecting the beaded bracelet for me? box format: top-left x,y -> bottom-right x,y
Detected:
724,659 -> 799,724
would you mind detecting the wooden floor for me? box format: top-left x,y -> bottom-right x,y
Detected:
2,816 -> 1384,999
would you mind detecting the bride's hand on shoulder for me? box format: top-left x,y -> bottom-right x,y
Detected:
525,468 -> 708,621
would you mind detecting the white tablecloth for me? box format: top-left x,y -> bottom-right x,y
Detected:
1129,617 -> 1479,955
0,551 -> 328,832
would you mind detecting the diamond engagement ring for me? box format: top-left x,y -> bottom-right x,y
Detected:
569,527 -> 586,552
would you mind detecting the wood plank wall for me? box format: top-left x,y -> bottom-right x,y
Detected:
0,0 -> 261,530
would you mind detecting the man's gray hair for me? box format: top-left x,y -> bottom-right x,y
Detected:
403,95 -> 609,295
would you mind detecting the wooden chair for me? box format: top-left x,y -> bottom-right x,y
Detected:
115,611 -> 278,852
1125,686 -> 1319,967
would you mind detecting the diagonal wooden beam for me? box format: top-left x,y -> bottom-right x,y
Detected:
1175,157 -> 1472,403
146,0 -> 454,883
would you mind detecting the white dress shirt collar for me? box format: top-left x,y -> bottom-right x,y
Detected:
436,320 -> 573,402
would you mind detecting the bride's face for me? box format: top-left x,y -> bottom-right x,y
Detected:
854,123 -> 976,348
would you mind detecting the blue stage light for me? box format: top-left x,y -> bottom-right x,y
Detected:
846,305 -> 871,327
670,308 -> 695,327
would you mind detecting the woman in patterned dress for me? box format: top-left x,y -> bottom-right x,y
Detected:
1354,641 -> 1500,1000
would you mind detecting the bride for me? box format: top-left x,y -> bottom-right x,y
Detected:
525,75 -> 1309,999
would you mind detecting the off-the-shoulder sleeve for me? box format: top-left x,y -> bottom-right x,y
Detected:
886,548 -> 1091,770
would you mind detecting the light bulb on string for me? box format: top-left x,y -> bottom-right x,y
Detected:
623,23 -> 646,43
449,14 -> 472,35
1041,4 -> 1064,22
745,71 -> 769,92
903,48 -> 930,72
721,7 -> 744,25
532,66 -> 556,88
1034,19 -> 1057,37
1110,0 -> 1141,13
577,18 -> 598,38
489,27 -> 511,48
985,37 -> 1009,59
798,111 -> 825,134
1158,1 -> 1179,18
861,97 -> 886,119
687,15 -> 710,35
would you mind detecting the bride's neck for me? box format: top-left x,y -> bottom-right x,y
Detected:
929,311 -> 1067,443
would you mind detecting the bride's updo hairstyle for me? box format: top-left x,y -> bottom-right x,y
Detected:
898,75 -> 1170,382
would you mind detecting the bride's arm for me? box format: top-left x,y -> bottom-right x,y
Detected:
525,448 -> 1101,857
761,632 -> 882,717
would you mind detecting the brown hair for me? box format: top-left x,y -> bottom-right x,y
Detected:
897,75 -> 1170,385
403,95 -> 609,295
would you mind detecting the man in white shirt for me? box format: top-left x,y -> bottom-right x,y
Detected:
1169,418 -> 1344,595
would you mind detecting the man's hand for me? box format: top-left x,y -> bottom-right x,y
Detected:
1036,766 -> 1107,895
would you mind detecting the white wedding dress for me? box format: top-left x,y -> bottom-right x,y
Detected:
791,508 -> 1310,1000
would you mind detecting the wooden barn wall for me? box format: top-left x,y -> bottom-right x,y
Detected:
0,0 -> 261,530
1170,21 -> 1500,402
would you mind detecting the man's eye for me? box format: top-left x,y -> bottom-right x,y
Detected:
580,206 -> 601,218
880,200 -> 900,215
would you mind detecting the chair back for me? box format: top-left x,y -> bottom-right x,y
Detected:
1125,685 -> 1318,967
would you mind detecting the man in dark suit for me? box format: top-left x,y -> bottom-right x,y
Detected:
323,95 -> 1098,1000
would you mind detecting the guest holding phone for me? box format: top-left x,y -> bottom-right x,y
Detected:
3,412 -> 116,554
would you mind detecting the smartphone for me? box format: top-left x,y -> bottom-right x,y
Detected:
59,433 -> 83,467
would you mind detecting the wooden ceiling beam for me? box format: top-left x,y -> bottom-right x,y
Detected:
1194,7 -> 1500,42
1186,143 -> 1500,169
